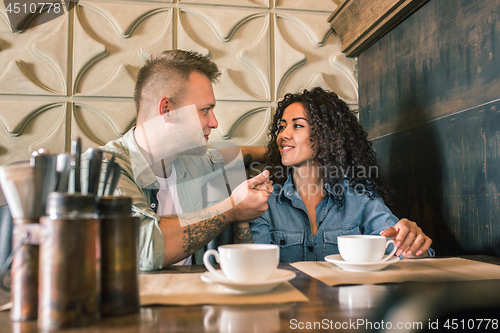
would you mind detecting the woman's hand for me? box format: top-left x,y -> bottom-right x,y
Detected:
254,178 -> 273,193
380,218 -> 432,257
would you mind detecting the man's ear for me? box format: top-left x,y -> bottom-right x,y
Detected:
157,97 -> 172,121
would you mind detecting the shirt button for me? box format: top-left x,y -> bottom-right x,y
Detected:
307,246 -> 314,252
279,239 -> 286,246
151,203 -> 156,209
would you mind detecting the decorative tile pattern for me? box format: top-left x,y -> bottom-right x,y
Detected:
179,0 -> 269,7
178,6 -> 271,101
0,11 -> 68,96
73,2 -> 173,97
0,100 -> 66,164
210,102 -> 272,146
274,11 -> 357,104
275,0 -> 340,12
71,100 -> 137,151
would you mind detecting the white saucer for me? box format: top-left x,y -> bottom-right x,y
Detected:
324,254 -> 400,272
201,269 -> 296,294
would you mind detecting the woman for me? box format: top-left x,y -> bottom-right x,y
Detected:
249,87 -> 433,262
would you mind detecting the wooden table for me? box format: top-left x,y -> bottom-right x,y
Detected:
1,255 -> 499,332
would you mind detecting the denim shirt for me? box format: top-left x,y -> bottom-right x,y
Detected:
250,174 -> 401,262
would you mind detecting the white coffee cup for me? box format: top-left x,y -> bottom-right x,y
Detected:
337,235 -> 397,262
203,244 -> 279,283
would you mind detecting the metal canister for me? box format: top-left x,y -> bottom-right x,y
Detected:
38,192 -> 100,331
97,196 -> 140,316
10,217 -> 39,322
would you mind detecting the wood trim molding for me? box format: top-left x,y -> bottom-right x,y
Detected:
328,0 -> 429,57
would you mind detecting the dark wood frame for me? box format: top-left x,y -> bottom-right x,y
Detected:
328,0 -> 429,57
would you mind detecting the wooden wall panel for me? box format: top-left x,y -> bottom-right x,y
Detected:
360,0 -> 500,139
328,0 -> 429,57
359,0 -> 500,256
373,101 -> 500,256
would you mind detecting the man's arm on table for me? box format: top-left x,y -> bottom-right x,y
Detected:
159,170 -> 271,266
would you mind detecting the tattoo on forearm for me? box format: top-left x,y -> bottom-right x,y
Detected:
182,212 -> 228,256
243,153 -> 253,167
234,225 -> 253,244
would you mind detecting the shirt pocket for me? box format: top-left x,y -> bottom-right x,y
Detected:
270,230 -> 304,262
322,225 -> 361,257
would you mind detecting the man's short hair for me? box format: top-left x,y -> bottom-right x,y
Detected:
134,50 -> 221,119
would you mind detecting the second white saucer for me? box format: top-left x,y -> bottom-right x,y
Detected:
325,254 -> 400,272
201,269 -> 296,294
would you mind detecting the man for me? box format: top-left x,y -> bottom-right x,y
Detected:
82,50 -> 269,270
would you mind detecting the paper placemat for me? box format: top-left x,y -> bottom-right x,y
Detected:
140,273 -> 309,306
291,258 -> 500,286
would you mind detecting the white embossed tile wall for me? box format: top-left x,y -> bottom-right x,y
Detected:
179,0 -> 269,7
0,0 -> 357,166
0,100 -> 67,161
73,2 -> 173,97
274,10 -> 357,105
0,10 -> 68,96
178,6 -> 270,101
71,100 -> 137,150
211,102 -> 272,146
275,0 -> 341,12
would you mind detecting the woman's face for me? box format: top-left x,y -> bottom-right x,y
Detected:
277,102 -> 318,167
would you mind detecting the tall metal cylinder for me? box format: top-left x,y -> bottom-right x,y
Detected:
38,193 -> 100,331
97,196 -> 140,316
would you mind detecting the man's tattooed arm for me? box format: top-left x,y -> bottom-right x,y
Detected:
182,212 -> 228,257
159,199 -> 234,266
234,222 -> 253,244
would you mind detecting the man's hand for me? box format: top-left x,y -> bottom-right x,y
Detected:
254,177 -> 273,193
229,170 -> 272,222
380,218 -> 432,257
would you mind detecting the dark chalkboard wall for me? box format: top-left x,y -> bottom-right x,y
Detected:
358,0 -> 500,256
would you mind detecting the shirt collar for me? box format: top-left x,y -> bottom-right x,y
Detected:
277,173 -> 339,203
323,180 -> 338,196
277,174 -> 297,204
125,128 -> 187,189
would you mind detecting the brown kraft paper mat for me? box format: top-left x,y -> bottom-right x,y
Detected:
290,258 -> 500,286
140,272 -> 309,306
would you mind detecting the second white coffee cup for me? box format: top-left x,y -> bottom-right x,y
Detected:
203,244 -> 279,283
338,235 -> 397,262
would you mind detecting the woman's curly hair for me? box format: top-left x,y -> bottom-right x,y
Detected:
266,87 -> 389,208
